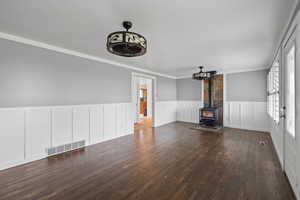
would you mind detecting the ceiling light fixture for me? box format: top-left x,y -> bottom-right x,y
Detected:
193,66 -> 217,80
107,21 -> 147,57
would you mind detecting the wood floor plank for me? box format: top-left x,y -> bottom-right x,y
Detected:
0,122 -> 295,200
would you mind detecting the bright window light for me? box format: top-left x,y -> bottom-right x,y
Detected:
286,45 -> 296,137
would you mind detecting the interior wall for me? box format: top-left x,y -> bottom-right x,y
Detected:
0,38 -> 177,108
176,72 -> 268,131
176,70 -> 268,103
156,76 -> 177,101
226,69 -> 268,102
0,37 -> 178,170
224,70 -> 269,131
176,78 -> 203,123
176,78 -> 202,101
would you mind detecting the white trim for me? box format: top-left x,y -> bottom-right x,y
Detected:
220,66 -> 269,74
23,111 -> 27,160
224,101 -> 269,104
176,75 -> 193,79
131,72 -> 157,127
223,73 -> 227,126
0,32 -> 176,79
0,102 -> 131,110
176,67 -> 269,79
132,72 -> 156,80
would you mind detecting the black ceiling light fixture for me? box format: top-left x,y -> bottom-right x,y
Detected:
107,21 -> 147,57
192,66 -> 217,80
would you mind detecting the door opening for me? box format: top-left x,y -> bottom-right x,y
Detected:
132,73 -> 155,129
139,88 -> 147,118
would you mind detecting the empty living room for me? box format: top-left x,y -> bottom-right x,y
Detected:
0,0 -> 299,199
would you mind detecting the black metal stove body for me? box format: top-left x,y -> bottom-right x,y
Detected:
199,107 -> 220,128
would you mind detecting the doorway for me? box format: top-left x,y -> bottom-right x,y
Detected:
132,73 -> 155,129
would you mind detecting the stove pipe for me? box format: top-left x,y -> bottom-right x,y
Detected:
208,77 -> 213,108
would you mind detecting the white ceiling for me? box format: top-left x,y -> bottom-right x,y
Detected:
0,0 -> 297,77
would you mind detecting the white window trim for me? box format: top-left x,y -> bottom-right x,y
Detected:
267,61 -> 280,124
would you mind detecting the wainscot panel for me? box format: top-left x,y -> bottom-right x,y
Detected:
224,101 -> 268,132
0,103 -> 134,170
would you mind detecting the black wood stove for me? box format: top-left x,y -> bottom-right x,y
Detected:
193,66 -> 221,129
199,107 -> 220,128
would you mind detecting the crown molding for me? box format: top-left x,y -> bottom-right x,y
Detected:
220,66 -> 269,74
175,66 -> 269,79
175,75 -> 193,79
0,32 -> 177,79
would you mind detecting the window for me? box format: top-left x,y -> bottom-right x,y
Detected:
267,60 -> 280,124
285,45 -> 296,137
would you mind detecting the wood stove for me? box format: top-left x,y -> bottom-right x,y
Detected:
199,107 -> 220,128
193,67 -> 221,129
200,75 -> 220,128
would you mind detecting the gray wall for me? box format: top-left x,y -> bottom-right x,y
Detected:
176,78 -> 202,101
156,76 -> 177,101
226,70 -> 268,102
0,39 -> 176,107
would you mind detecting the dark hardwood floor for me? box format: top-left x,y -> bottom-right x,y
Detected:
0,122 -> 295,200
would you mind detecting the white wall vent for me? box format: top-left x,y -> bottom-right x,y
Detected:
46,140 -> 85,156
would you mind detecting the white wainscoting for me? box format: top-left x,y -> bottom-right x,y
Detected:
0,103 -> 134,170
177,101 -> 203,123
176,101 -> 268,132
154,101 -> 177,127
269,117 -> 284,167
0,100 -> 269,170
224,101 -> 268,132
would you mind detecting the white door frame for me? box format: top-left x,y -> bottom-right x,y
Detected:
223,73 -> 227,127
131,72 -> 157,127
276,48 -> 285,168
282,22 -> 298,195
